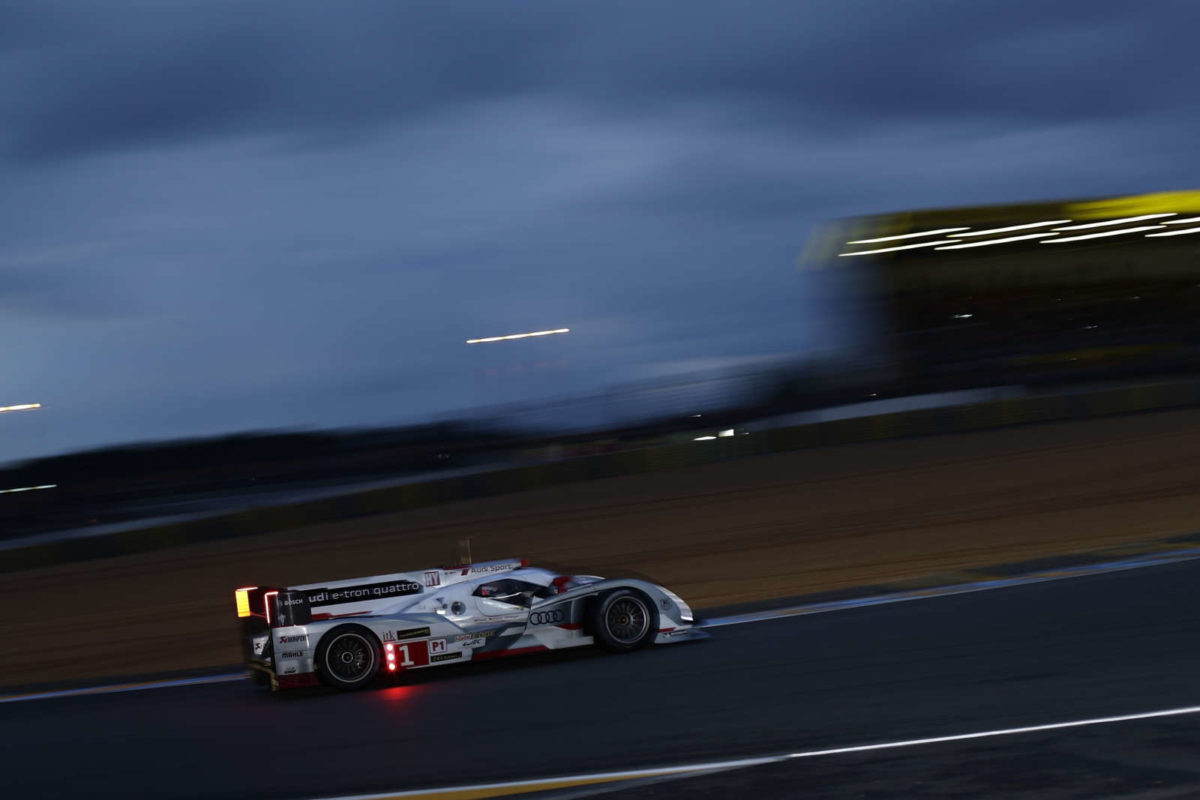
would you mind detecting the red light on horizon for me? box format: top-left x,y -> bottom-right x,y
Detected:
379,686 -> 414,702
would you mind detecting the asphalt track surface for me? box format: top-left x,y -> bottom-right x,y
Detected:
6,559 -> 1200,799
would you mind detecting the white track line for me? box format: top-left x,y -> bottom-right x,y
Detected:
315,704 -> 1200,799
783,704 -> 1200,759
4,546 -> 1200,705
317,757 -> 782,799
0,672 -> 246,705
702,547 -> 1200,629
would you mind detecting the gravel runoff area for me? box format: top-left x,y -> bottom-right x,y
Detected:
3,407 -> 1200,688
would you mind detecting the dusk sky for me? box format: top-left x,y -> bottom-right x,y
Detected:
1,1 -> 1197,462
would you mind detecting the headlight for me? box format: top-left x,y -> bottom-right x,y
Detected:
662,589 -> 693,623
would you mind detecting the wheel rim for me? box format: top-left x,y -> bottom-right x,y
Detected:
605,597 -> 650,644
325,633 -> 374,682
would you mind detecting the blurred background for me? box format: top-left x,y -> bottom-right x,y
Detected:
1,0 -> 1199,547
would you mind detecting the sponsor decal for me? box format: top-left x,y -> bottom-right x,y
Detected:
395,627 -> 431,640
283,666 -> 297,674
381,630 -> 395,642
430,652 -> 463,663
474,613 -> 525,623
277,634 -> 307,644
460,563 -> 518,577
303,579 -> 422,607
424,571 -> 441,588
453,631 -> 497,647
429,639 -> 448,654
280,650 -> 305,659
530,609 -> 565,626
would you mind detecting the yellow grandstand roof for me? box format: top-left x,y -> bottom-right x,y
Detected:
800,189 -> 1200,269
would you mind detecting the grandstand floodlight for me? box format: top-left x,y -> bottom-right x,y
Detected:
847,228 -> 968,244
936,232 -> 1056,250
950,220 -> 1070,238
0,403 -> 41,413
1054,214 -> 1176,231
1146,226 -> 1200,238
0,484 -> 56,495
1044,225 -> 1166,244
466,328 -> 570,344
838,240 -> 956,257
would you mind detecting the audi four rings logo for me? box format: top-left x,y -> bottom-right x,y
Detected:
531,609 -> 565,625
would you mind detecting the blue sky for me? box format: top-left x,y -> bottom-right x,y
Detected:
1,1 -> 1197,461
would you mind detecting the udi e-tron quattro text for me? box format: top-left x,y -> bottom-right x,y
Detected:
234,558 -> 704,691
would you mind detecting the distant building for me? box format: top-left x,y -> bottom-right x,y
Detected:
804,190 -> 1200,391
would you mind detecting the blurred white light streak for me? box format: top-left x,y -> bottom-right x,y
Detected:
847,227 -> 968,244
1044,226 -> 1165,243
0,403 -> 41,413
1146,226 -> 1200,237
0,484 -> 56,495
694,436 -> 717,441
838,241 -> 955,257
1163,216 -> 1200,225
1054,213 -> 1176,231
951,220 -> 1069,237
466,328 -> 570,344
936,232 -> 1053,250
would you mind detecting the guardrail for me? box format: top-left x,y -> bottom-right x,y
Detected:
3,378 -> 1199,573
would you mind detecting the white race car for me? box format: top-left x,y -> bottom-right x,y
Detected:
234,558 -> 704,691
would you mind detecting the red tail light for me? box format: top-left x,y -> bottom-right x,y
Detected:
263,591 -> 279,625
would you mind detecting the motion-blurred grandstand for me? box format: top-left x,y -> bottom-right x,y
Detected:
5,189 -> 1200,541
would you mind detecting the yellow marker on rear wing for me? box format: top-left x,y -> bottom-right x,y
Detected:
235,587 -> 256,618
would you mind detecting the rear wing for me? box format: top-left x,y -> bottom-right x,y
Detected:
234,586 -> 313,627
233,558 -> 528,626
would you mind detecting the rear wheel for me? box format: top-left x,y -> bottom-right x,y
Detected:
315,624 -> 380,690
592,589 -> 658,652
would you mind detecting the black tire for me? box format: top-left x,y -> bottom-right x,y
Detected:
314,624 -> 381,691
592,589 -> 658,652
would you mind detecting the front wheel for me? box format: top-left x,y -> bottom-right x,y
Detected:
315,624 -> 381,690
592,589 -> 658,652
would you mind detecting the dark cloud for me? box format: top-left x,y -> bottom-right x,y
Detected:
0,265 -> 129,319
1,2 -> 562,161
6,2 -> 1197,163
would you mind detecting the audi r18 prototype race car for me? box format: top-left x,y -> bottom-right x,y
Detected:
234,558 -> 704,691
